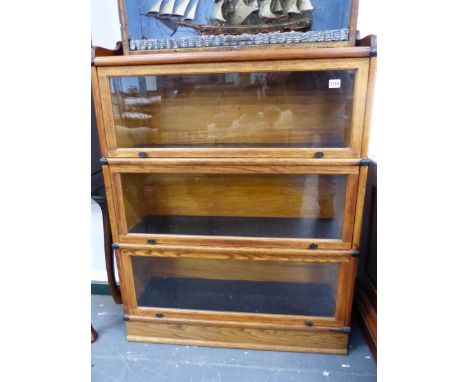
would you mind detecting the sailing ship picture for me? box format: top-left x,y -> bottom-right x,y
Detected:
146,0 -> 314,35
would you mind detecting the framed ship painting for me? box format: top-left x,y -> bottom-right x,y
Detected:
118,0 -> 359,54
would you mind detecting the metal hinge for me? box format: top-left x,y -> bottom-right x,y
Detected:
99,157 -> 109,165
370,47 -> 377,57
351,251 -> 359,258
360,158 -> 372,166
111,243 -> 119,250
123,315 -> 130,321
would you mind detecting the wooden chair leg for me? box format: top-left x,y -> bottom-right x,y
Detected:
93,197 -> 122,304
91,325 -> 98,343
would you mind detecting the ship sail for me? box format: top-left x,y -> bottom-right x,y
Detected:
159,0 -> 177,15
228,0 -> 259,25
173,0 -> 191,16
297,0 -> 313,12
146,0 -> 313,35
282,0 -> 300,14
259,0 -> 276,19
146,0 -> 165,15
272,0 -> 282,13
184,0 -> 200,20
213,0 -> 226,22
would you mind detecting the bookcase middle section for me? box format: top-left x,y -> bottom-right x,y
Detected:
106,162 -> 363,250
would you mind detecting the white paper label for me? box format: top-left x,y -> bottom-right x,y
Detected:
329,79 -> 341,88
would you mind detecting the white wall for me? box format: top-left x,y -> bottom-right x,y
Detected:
91,0 -> 378,282
91,0 -> 121,49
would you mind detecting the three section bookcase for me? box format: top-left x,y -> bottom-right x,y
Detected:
92,39 -> 376,354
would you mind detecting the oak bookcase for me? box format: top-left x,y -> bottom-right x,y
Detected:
92,36 -> 376,354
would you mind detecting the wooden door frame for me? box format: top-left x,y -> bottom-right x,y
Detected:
116,245 -> 357,328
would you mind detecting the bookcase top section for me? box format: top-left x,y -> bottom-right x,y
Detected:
92,35 -> 376,67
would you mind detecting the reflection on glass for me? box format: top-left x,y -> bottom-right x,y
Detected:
110,71 -> 355,149
121,173 -> 347,239
132,256 -> 339,317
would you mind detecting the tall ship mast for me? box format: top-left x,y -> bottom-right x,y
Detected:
146,0 -> 314,35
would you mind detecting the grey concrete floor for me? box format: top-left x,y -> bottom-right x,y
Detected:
92,294 -> 376,381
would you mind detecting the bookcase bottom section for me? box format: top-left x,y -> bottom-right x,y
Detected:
126,321 -> 349,354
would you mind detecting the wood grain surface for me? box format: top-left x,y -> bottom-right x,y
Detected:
126,320 -> 348,354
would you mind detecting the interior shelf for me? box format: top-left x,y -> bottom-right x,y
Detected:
138,276 -> 336,317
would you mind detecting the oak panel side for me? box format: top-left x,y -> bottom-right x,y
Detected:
343,258 -> 358,326
91,67 -> 108,157
361,56 -> 377,157
98,58 -> 369,77
352,166 -> 369,249
109,171 -> 128,239
114,249 -> 130,314
335,262 -> 350,323
126,321 -> 348,354
350,61 -> 370,155
101,165 -> 120,242
119,250 -> 138,314
96,70 -> 118,151
342,173 -> 359,243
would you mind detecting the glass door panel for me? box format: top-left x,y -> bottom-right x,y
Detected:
131,256 -> 339,317
109,70 -> 356,150
120,173 -> 348,240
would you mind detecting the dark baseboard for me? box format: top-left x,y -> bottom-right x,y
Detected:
91,281 -> 115,295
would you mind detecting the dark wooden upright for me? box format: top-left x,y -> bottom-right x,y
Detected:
355,160 -> 377,359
